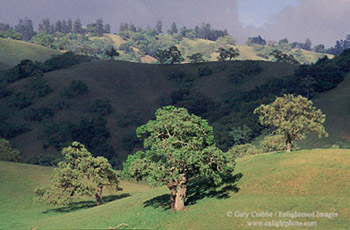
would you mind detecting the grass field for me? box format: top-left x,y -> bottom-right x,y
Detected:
1,149 -> 349,229
0,38 -> 60,70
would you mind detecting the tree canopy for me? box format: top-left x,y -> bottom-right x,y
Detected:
123,106 -> 236,211
34,142 -> 121,206
254,94 -> 328,152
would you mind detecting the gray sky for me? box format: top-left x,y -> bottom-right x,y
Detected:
0,0 -> 349,47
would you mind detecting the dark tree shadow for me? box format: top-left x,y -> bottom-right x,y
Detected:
43,193 -> 131,213
143,173 -> 243,210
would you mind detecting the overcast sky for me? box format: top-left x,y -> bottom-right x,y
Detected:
0,0 -> 349,47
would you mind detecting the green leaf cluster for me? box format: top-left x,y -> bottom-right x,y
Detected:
34,142 -> 120,205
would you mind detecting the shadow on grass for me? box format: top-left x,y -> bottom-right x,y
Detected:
43,193 -> 131,213
143,173 -> 243,210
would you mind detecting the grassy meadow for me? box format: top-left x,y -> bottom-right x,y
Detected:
0,38 -> 61,70
1,149 -> 349,229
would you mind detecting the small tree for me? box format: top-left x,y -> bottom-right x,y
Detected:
217,47 -> 239,61
187,53 -> 205,63
154,46 -> 184,64
105,48 -> 119,59
0,139 -> 20,162
123,106 -> 236,211
168,46 -> 184,64
254,95 -> 328,152
35,142 -> 121,206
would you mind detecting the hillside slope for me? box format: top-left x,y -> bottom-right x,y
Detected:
0,38 -> 61,70
297,74 -> 350,148
1,149 -> 349,229
3,60 -> 297,162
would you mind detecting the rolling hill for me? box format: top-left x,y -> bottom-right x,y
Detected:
94,34 -> 332,64
2,59 -> 298,163
0,38 -> 61,70
1,149 -> 349,229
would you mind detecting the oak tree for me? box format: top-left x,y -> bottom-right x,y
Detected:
123,106 -> 236,211
254,95 -> 328,152
35,142 -> 121,206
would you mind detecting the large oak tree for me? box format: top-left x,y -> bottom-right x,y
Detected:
123,106 -> 236,211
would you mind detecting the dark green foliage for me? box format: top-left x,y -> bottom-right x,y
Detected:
166,70 -> 186,80
42,52 -> 91,72
121,130 -> 141,151
198,67 -> 213,77
30,76 -> 53,98
42,121 -> 74,150
42,117 -> 114,160
229,125 -> 253,145
217,47 -> 239,61
271,50 -> 299,64
0,83 -> 13,98
227,144 -> 260,159
105,48 -> 119,59
327,35 -> 350,55
24,106 -> 54,122
247,35 -> 266,46
187,53 -> 205,63
2,59 -> 42,83
8,91 -> 32,109
155,46 -> 184,64
0,121 -> 29,138
0,139 -> 20,162
88,99 -> 113,116
61,80 -> 89,98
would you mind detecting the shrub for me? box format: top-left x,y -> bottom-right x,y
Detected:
88,99 -> 113,116
61,80 -> 89,98
42,52 -> 91,72
24,106 -> 54,122
8,92 -> 32,109
227,143 -> 260,159
0,122 -> 29,138
166,70 -> 186,80
198,67 -> 213,77
2,60 -> 42,83
30,76 -> 53,98
0,139 -> 20,162
260,135 -> 286,153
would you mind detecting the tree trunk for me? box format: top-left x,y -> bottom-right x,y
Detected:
95,185 -> 103,206
174,176 -> 187,211
286,140 -> 292,152
167,182 -> 177,210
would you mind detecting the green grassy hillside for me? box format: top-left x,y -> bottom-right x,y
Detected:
0,38 -> 61,70
1,149 -> 349,229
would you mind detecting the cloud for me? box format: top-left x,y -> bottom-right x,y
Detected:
259,0 -> 350,47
